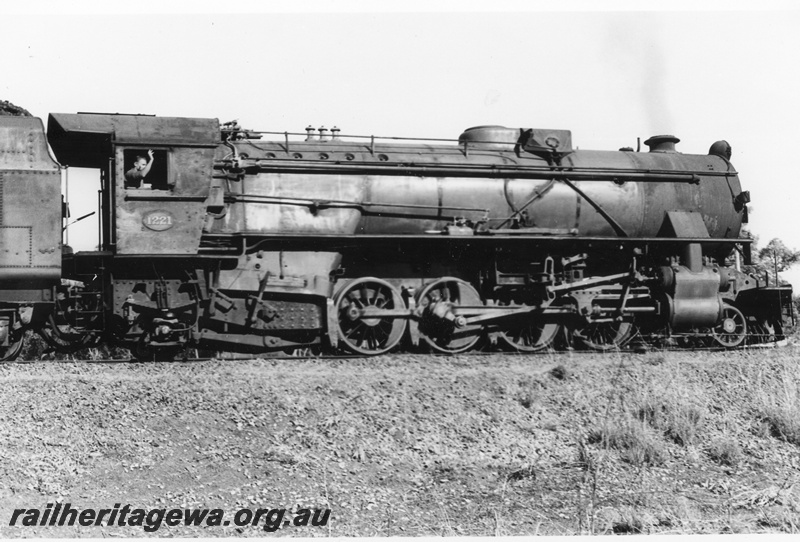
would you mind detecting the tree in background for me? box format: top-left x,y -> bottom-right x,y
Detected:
742,235 -> 800,328
740,226 -> 800,287
0,100 -> 31,117
756,238 -> 800,287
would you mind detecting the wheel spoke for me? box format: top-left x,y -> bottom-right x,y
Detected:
574,321 -> 634,351
343,321 -> 365,339
335,278 -> 407,355
498,314 -> 559,353
711,304 -> 746,348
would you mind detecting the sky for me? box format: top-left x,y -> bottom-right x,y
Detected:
3,0 -> 800,284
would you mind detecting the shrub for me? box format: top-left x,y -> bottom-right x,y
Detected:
588,420 -> 667,467
753,356 -> 800,446
550,364 -> 569,380
758,406 -> 800,446
631,376 -> 707,448
706,437 -> 743,467
635,398 -> 705,447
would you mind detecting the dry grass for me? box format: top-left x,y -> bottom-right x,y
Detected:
576,346 -> 800,534
4,345 -> 800,535
633,382 -> 707,447
586,354 -> 708,466
588,419 -> 667,466
706,436 -> 743,466
752,356 -> 800,445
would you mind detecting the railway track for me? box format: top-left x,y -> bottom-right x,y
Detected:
4,335 -> 789,364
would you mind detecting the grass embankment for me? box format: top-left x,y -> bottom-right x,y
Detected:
1,348 -> 800,536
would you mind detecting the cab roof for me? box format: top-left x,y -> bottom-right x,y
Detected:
47,113 -> 220,167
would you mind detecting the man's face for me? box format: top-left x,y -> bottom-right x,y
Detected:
135,158 -> 147,171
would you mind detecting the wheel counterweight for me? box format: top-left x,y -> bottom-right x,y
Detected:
416,277 -> 483,354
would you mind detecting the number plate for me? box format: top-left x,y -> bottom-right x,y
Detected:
142,210 -> 175,231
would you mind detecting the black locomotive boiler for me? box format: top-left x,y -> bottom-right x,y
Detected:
0,113 -> 792,359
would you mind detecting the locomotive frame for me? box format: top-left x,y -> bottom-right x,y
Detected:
0,112 -> 792,360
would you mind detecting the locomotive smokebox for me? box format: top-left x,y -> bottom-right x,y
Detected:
644,134 -> 680,152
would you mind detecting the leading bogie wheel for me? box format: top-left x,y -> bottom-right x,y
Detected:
748,317 -> 784,345
711,303 -> 747,348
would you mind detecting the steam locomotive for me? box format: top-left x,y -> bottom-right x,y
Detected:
0,112 -> 791,360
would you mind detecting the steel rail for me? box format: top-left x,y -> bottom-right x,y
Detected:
3,336 -> 788,365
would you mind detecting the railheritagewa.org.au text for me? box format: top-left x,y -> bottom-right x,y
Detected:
9,502 -> 331,532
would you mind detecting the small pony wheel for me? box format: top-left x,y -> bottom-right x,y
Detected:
711,303 -> 747,348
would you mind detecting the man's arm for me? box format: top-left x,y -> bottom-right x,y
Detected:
141,149 -> 155,178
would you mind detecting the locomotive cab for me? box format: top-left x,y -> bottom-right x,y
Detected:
46,113 -> 225,356
48,113 -> 220,255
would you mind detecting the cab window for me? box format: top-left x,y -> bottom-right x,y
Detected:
123,149 -> 170,190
